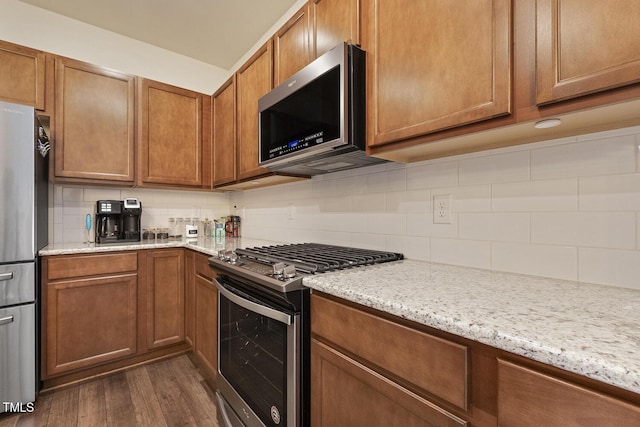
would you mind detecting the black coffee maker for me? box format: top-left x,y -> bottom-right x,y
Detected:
95,198 -> 142,244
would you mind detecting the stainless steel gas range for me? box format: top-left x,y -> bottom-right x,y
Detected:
208,243 -> 403,427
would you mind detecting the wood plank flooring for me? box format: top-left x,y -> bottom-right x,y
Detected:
0,355 -> 219,427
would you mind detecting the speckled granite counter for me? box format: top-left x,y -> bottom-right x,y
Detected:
40,242 -> 640,395
303,260 -> 640,395
39,237 -> 279,257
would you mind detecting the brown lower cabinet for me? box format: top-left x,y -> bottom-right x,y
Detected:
43,252 -> 138,377
41,249 -> 190,389
188,251 -> 218,386
311,292 -> 640,427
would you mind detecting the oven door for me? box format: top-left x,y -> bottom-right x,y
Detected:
215,275 -> 300,427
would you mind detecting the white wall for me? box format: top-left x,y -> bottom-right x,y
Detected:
0,0 -> 230,93
231,125 -> 640,290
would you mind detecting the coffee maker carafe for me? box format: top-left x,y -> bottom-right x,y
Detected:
95,199 -> 142,244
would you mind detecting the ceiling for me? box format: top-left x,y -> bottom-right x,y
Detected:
19,0 -> 299,70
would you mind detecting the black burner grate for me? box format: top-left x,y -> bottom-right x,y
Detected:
236,243 -> 403,273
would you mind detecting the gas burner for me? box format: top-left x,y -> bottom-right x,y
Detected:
209,243 -> 403,293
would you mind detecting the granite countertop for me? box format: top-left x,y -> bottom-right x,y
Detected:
39,237 -> 280,257
303,260 -> 640,395
40,240 -> 640,395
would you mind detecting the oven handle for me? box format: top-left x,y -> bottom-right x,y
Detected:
213,278 -> 293,325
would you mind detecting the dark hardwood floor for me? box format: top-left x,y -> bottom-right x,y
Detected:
0,355 -> 219,427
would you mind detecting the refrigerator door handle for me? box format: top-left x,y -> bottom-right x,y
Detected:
0,272 -> 14,281
0,315 -> 14,326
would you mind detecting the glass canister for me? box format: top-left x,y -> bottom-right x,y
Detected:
168,218 -> 176,238
231,215 -> 241,237
185,217 -> 199,239
175,217 -> 184,239
214,220 -> 225,242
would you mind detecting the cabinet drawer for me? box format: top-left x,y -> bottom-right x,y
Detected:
47,252 -> 138,280
498,359 -> 640,427
311,294 -> 468,409
312,339 -> 466,427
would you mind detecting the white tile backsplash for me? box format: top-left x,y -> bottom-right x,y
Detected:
52,125 -> 640,290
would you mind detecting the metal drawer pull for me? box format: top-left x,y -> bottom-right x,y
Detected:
214,279 -> 293,325
0,315 -> 14,326
0,272 -> 14,281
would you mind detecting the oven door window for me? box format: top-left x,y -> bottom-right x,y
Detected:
219,287 -> 290,426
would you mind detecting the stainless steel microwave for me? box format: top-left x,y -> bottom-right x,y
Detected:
258,43 -> 386,176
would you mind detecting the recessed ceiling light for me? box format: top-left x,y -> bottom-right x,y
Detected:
534,118 -> 562,129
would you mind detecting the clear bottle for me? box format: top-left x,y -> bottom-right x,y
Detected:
168,218 -> 176,238
175,217 -> 184,239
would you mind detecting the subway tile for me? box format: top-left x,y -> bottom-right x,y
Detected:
531,212 -> 636,250
579,248 -> 640,290
320,196 -> 352,213
459,151 -> 530,185
367,213 -> 406,235
386,190 -> 431,213
491,242 -> 578,281
531,135 -> 636,180
438,185 -> 492,213
406,160 -> 458,190
406,213 -> 458,239
492,178 -> 578,212
83,187 -> 120,202
397,235 -> 430,261
62,186 -> 84,202
458,213 -> 530,243
350,233 -> 386,250
351,193 -> 386,212
579,173 -> 640,211
430,238 -> 491,269
367,168 -> 406,193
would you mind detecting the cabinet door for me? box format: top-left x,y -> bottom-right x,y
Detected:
195,274 -> 218,378
45,274 -> 138,376
273,4 -> 311,86
312,339 -> 467,427
54,57 -> 135,183
536,0 -> 640,105
138,78 -> 203,187
213,77 -> 237,186
236,43 -> 272,180
146,249 -> 185,349
0,40 -> 45,110
311,0 -> 360,58
498,359 -> 640,427
364,0 -> 511,147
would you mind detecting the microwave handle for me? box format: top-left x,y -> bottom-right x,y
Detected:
213,278 -> 293,325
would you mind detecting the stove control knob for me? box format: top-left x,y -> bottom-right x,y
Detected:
218,250 -> 233,261
272,262 -> 285,278
228,252 -> 239,265
283,264 -> 296,279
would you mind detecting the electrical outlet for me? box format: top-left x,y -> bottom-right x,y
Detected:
433,194 -> 452,224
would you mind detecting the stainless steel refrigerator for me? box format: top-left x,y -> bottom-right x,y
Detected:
0,100 -> 49,413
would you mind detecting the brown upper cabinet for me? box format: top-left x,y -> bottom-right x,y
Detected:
137,78 -> 205,188
54,57 -> 136,185
212,77 -> 237,186
310,0 -> 360,58
0,40 -> 46,111
236,42 -> 273,181
535,0 -> 640,105
273,4 -> 312,86
365,0 -> 640,162
363,0 -> 512,149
